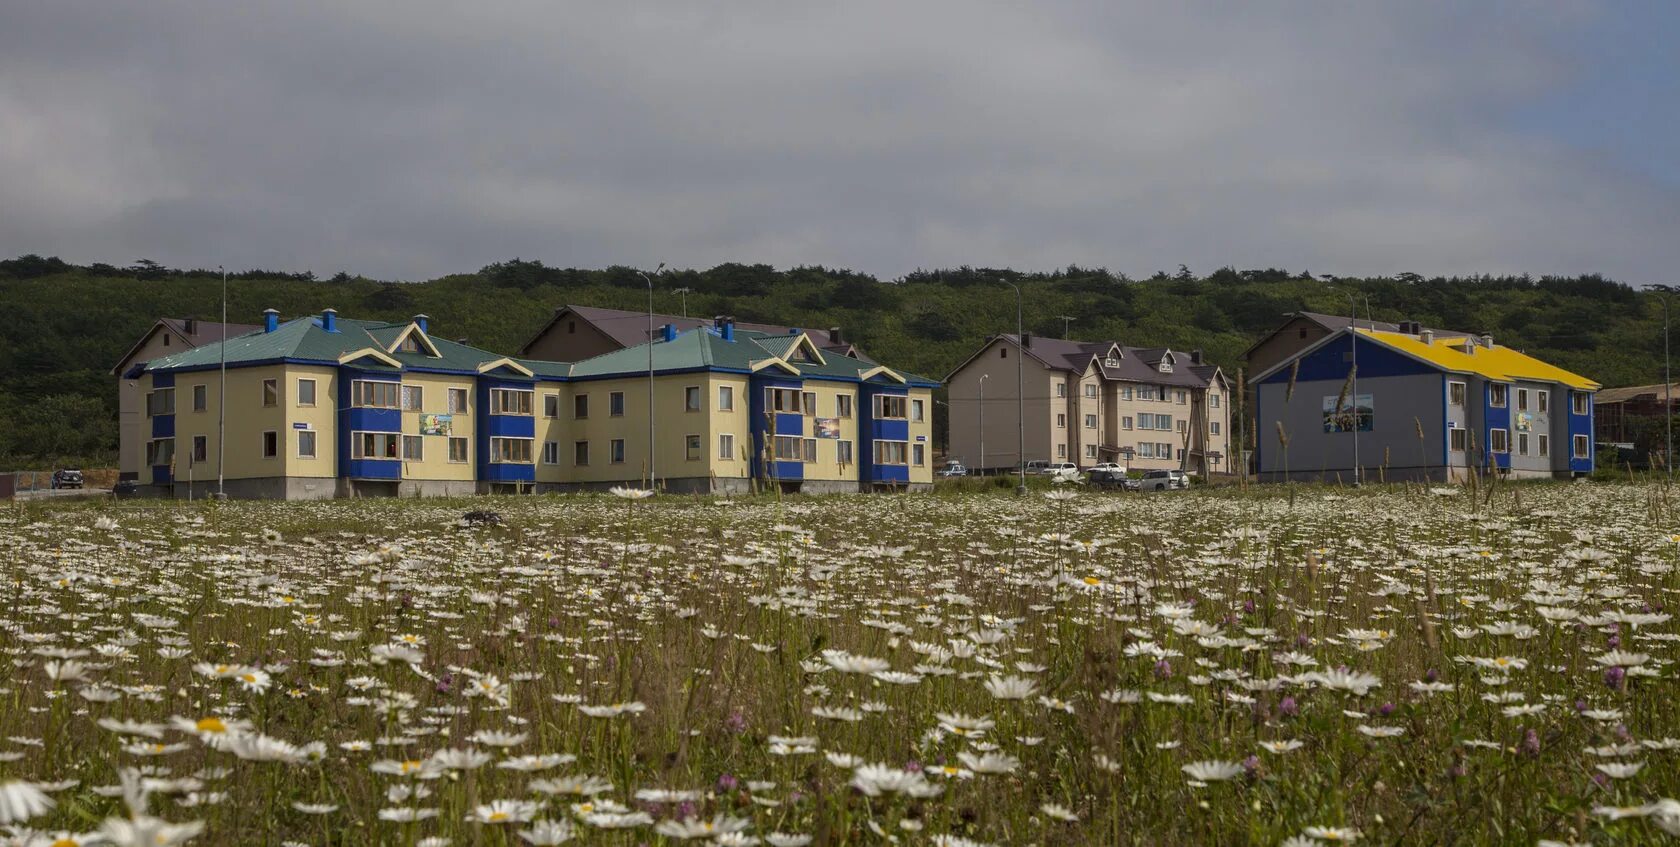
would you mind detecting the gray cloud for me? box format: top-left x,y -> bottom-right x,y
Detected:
1,1 -> 1675,283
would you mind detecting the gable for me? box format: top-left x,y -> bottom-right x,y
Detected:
1259,332 -> 1439,384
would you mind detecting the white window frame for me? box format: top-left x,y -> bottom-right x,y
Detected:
911,398 -> 925,422
1571,391 -> 1590,416
718,385 -> 735,412
448,437 -> 469,463
1516,388 -> 1529,412
398,385 -> 423,412
802,437 -> 817,464
263,378 -> 279,408
191,434 -> 208,463
1449,427 -> 1467,453
609,438 -> 625,464
192,384 -> 207,412
768,388 -> 803,414
489,437 -> 533,464
542,441 -> 561,465
351,380 -> 401,410
912,443 -> 925,466
1538,391 -> 1550,414
146,388 -> 176,417
489,388 -> 534,416
1056,413 -> 1066,429
772,435 -> 804,461
1573,434 -> 1590,459
1448,381 -> 1466,406
836,394 -> 852,418
874,394 -> 907,420
1085,414 -> 1098,429
402,434 -> 424,461
448,387 -> 469,414
686,386 -> 703,412
1538,434 -> 1549,457
1489,428 -> 1510,454
688,434 -> 703,461
609,391 -> 625,417
297,378 -> 316,408
573,441 -> 590,466
872,439 -> 908,466
718,433 -> 736,460
837,439 -> 854,465
1517,432 -> 1529,456
297,430 -> 316,459
145,438 -> 175,466
352,431 -> 400,460
543,394 -> 560,419
1489,384 -> 1508,409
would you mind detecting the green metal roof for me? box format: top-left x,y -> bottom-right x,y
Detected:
562,328 -> 938,386
143,316 -> 513,374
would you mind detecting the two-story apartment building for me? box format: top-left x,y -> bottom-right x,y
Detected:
125,310 -> 934,498
1250,324 -> 1598,482
944,334 -> 1232,475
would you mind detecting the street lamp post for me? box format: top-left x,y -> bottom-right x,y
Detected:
673,287 -> 693,318
978,373 -> 988,475
1347,291 -> 1361,487
638,263 -> 665,491
1003,281 -> 1026,494
1661,289 -> 1674,478
217,265 -> 227,499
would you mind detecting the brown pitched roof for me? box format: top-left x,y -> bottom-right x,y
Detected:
946,334 -> 1215,389
1596,383 -> 1680,405
517,304 -> 861,358
110,318 -> 264,375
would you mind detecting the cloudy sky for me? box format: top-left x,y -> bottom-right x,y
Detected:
2,2 -> 1677,283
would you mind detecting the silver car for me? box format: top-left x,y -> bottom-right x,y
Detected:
1139,469 -> 1189,491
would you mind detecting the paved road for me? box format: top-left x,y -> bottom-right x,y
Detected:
13,487 -> 113,501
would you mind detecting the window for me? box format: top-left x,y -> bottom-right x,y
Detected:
1210,394 -> 1220,409
911,399 -> 925,422
609,391 -> 625,417
1138,443 -> 1155,459
192,435 -> 208,463
1448,381 -> 1466,406
802,392 -> 816,416
298,431 -> 316,459
401,385 -> 423,412
1085,414 -> 1098,429
490,389 -> 533,416
1571,391 -> 1590,415
1176,391 -> 1187,404
163,334 -> 169,347
297,379 -> 316,407
574,441 -> 590,466
1056,383 -> 1067,398
399,335 -> 421,353
448,437 -> 469,463
609,439 -> 625,464
352,380 -> 400,409
574,394 -> 589,419
1137,386 -> 1162,402
1538,434 -> 1549,457
836,394 -> 852,418
773,435 -> 803,461
261,431 -> 279,458
353,432 -> 400,459
543,441 -> 560,464
1538,391 -> 1550,413
768,388 -> 802,413
1057,444 -> 1067,458
448,388 -> 469,414
567,321 -> 576,334
1573,434 -> 1590,459
1121,387 -> 1134,400
1085,444 -> 1098,459
802,437 -> 817,463
688,435 -> 703,461
837,440 -> 854,465
1084,384 -> 1097,398
1489,428 -> 1509,454
1056,414 -> 1066,428
146,388 -> 175,417
912,443 -> 925,466
263,379 -> 279,408
490,438 -> 533,464
192,384 -> 207,412
1517,433 -> 1529,455
687,386 -> 703,412
1516,388 -> 1529,412
718,386 -> 734,412
1449,427 -> 1467,452
873,440 -> 908,465
402,435 -> 423,461
1176,420 -> 1188,434
1000,347 -> 1008,359
1211,422 -> 1221,435
1158,360 -> 1173,374
544,394 -> 560,418
1122,416 -> 1134,430
875,395 -> 907,419
145,438 -> 174,467
718,433 -> 736,460
1490,384 -> 1508,408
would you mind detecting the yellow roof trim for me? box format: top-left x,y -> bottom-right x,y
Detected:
338,347 -> 403,368
386,323 -> 441,357
751,357 -> 802,375
858,365 -> 906,383
476,357 -> 535,377
1357,329 -> 1599,390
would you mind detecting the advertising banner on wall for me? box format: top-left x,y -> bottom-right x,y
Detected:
420,414 -> 453,436
1322,394 -> 1374,433
814,418 -> 840,439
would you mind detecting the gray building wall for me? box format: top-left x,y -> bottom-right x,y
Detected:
1256,372 -> 1448,483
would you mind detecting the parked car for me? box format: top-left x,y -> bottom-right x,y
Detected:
936,460 -> 969,477
1020,460 -> 1052,475
112,479 -> 142,498
1044,461 -> 1082,483
51,468 -> 84,489
1139,469 -> 1189,491
1085,462 -> 1126,474
1087,468 -> 1132,490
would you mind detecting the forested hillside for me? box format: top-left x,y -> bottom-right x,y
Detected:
0,254 -> 1666,464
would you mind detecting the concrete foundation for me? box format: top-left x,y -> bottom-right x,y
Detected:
148,474 -> 928,500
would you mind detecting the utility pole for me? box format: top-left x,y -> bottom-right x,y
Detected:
217,265 -> 227,500
673,287 -> 693,318
638,263 -> 665,491
1003,281 -> 1026,494
1055,315 -> 1075,338
1347,290 -> 1361,487
978,373 -> 988,474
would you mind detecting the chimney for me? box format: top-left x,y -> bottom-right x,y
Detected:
183,318 -> 197,335
661,323 -> 677,342
1419,329 -> 1434,345
262,309 -> 279,333
1021,332 -> 1032,348
1190,349 -> 1204,365
412,314 -> 429,333
321,308 -> 338,333
828,326 -> 843,345
722,316 -> 735,342
1480,333 -> 1494,349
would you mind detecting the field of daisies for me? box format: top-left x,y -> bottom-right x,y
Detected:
3,481 -> 1680,846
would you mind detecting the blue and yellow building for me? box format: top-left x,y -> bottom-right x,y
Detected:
125,310 -> 937,498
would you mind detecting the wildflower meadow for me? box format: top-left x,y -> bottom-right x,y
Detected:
3,481 -> 1680,846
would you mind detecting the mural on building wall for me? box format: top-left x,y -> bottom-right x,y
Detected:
814,418 -> 840,439
1322,394 -> 1374,433
420,414 -> 453,436
1516,412 -> 1536,432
